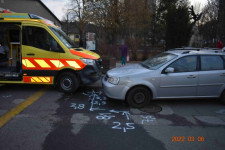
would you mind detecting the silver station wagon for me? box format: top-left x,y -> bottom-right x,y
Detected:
102,48 -> 225,108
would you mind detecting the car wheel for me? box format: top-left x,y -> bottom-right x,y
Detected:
57,72 -> 79,93
126,87 -> 151,108
220,91 -> 225,105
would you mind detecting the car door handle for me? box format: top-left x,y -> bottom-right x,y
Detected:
187,75 -> 196,78
26,53 -> 35,56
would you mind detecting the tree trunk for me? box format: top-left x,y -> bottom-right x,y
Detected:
218,0 -> 225,43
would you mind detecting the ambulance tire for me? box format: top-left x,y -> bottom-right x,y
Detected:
57,72 -> 80,93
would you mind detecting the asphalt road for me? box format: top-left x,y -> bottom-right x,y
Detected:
0,83 -> 225,150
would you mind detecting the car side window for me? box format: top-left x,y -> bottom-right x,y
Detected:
22,26 -> 63,52
168,56 -> 197,73
201,55 -> 224,71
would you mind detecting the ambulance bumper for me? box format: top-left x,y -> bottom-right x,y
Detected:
78,64 -> 102,85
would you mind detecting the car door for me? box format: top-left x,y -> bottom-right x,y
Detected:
159,55 -> 198,98
197,55 -> 225,97
21,25 -> 64,83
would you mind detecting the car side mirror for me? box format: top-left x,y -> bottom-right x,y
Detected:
165,67 -> 174,73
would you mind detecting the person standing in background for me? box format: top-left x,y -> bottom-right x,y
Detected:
216,40 -> 223,49
119,39 -> 128,66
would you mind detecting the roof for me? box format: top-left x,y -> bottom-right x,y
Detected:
61,21 -> 80,34
39,0 -> 62,25
167,47 -> 225,56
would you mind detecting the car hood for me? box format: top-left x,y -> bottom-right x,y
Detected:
107,64 -> 151,77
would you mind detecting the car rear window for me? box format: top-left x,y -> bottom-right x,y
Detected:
201,55 -> 224,71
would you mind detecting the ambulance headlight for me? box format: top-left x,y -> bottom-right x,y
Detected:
81,59 -> 95,65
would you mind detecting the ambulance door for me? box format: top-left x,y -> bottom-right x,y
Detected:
21,24 -> 63,84
0,23 -> 22,81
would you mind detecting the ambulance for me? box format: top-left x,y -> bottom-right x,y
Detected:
0,13 -> 102,93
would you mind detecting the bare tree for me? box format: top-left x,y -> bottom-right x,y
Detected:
65,0 -> 152,59
201,0 -> 219,24
198,0 -> 220,47
65,0 -> 90,45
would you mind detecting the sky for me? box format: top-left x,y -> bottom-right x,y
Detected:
41,0 -> 208,21
41,0 -> 69,20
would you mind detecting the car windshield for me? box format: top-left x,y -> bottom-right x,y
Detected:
49,26 -> 78,49
141,53 -> 177,70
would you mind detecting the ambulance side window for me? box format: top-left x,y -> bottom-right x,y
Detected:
22,26 -> 63,52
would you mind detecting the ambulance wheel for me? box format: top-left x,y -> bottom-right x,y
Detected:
57,72 -> 79,93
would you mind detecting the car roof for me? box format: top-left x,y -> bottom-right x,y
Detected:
167,47 -> 225,56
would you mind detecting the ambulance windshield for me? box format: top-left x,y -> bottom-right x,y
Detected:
49,27 -> 78,49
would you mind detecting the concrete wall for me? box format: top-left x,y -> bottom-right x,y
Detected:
0,0 -> 61,26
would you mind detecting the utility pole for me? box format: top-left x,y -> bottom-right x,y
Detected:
66,9 -> 74,35
67,12 -> 69,35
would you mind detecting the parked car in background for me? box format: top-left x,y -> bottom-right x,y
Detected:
102,48 -> 225,108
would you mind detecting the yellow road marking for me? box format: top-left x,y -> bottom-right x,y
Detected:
0,88 -> 47,128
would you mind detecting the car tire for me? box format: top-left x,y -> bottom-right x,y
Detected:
220,91 -> 225,105
57,72 -> 79,93
126,87 -> 151,108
